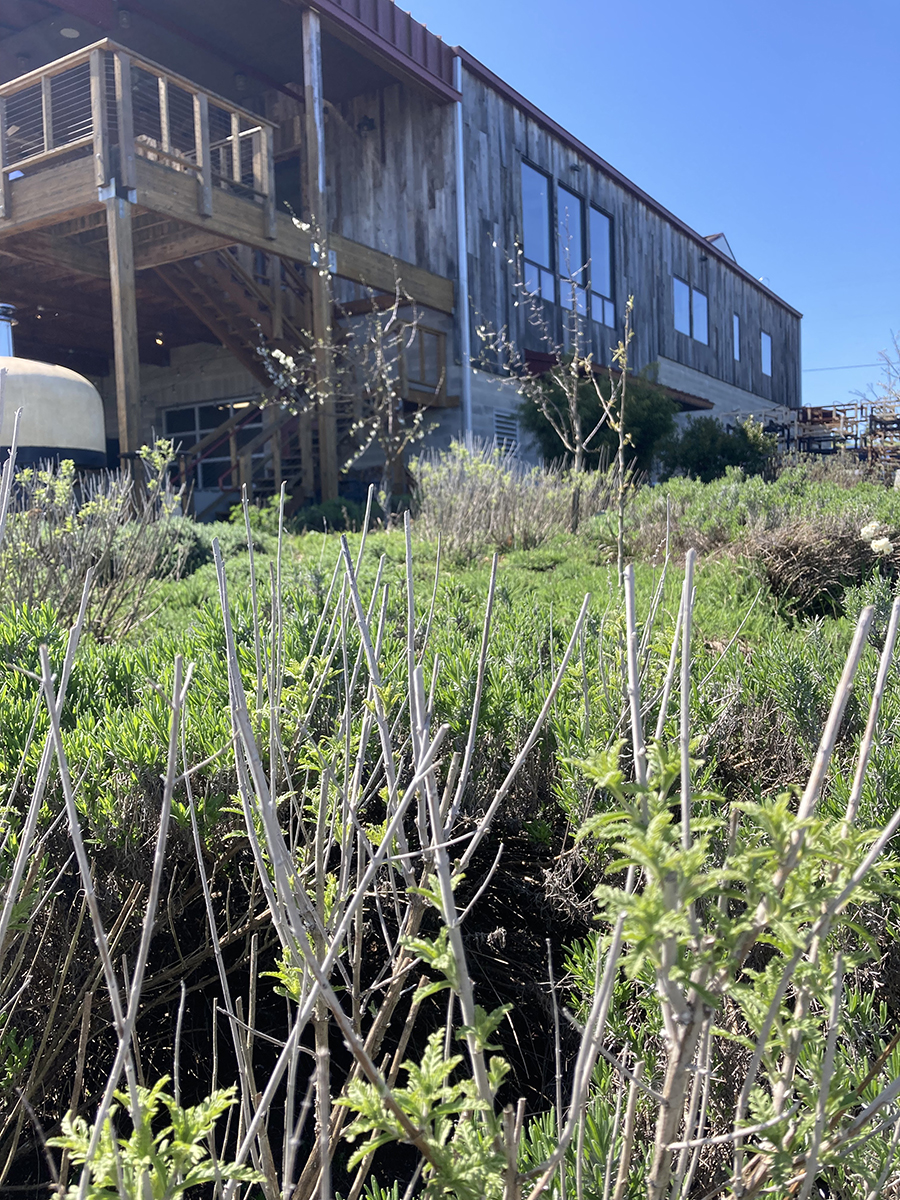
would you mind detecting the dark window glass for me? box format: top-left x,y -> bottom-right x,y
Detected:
692,289 -> 708,345
733,313 -> 740,361
521,163 -> 552,269
761,331 -> 772,376
164,407 -> 196,436
604,298 -> 615,328
540,268 -> 555,301
199,404 -> 228,431
589,208 -> 612,299
557,184 -> 584,282
524,261 -> 540,295
673,277 -> 691,335
201,461 -> 225,490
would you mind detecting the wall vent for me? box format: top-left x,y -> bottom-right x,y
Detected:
493,410 -> 518,452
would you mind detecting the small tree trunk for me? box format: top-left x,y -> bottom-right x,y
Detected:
570,482 -> 581,534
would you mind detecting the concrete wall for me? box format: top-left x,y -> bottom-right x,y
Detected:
656,357 -> 793,427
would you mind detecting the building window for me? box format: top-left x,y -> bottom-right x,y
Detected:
521,162 -> 555,302
673,277 -> 708,344
557,184 -> 586,312
692,289 -> 708,345
733,313 -> 740,362
761,331 -> 772,377
494,410 -> 519,451
590,207 -> 615,327
163,399 -> 262,490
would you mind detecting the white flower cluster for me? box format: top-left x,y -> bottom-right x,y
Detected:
860,521 -> 894,556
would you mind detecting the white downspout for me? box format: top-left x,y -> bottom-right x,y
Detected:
453,55 -> 473,438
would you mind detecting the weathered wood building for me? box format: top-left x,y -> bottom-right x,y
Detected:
0,0 -> 801,512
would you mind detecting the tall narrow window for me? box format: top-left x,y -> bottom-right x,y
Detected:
557,184 -> 585,312
733,313 -> 740,361
673,277 -> 691,335
673,277 -> 708,344
761,331 -> 772,376
692,289 -> 708,345
590,207 -> 615,327
521,163 -> 555,301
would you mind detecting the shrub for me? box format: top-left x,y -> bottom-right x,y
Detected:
519,368 -> 676,473
660,414 -> 777,482
413,439 -> 616,556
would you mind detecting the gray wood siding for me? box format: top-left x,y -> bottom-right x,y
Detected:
325,82 -> 458,283
320,64 -> 801,411
461,70 -> 801,409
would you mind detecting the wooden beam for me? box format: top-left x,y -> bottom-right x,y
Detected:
0,232 -> 109,278
133,225 -> 233,270
105,195 -> 141,457
303,7 -> 336,503
0,153 -> 455,313
0,158 -> 100,238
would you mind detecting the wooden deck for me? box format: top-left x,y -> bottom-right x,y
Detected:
0,37 -> 454,501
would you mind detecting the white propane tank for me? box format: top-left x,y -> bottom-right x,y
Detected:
0,306 -> 106,468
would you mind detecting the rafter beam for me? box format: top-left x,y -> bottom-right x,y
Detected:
0,231 -> 108,278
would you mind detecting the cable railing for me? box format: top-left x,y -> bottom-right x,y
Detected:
0,39 -> 277,233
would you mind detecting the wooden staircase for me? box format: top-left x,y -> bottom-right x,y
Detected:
155,248 -> 310,386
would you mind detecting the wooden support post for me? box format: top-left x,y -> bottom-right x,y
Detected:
158,77 -> 171,154
0,98 -> 9,220
90,48 -> 109,189
114,52 -> 136,191
262,125 -> 276,240
230,111 -> 241,181
267,406 -> 283,492
302,8 -> 338,502
271,255 -> 284,340
193,92 -> 212,217
105,194 -> 141,464
41,75 -> 54,154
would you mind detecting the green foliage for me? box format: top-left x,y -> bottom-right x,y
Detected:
339,1032 -> 507,1200
48,1077 -> 261,1199
658,415 -> 777,482
518,367 -> 676,472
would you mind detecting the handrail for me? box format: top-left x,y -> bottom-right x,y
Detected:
1,40 -> 278,230
0,39 -> 274,129
175,404 -> 263,482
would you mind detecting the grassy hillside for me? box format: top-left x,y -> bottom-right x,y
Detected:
5,452 -> 900,1198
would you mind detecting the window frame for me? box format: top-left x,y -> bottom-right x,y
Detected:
521,160 -> 556,303
760,330 -> 772,377
673,275 -> 709,344
733,313 -> 741,362
589,204 -> 615,328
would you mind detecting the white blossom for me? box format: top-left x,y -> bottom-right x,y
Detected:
860,521 -> 880,541
871,536 -> 893,556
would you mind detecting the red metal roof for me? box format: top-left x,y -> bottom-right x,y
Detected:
283,0 -> 459,103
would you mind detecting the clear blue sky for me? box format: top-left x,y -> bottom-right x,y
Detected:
409,0 -> 899,409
